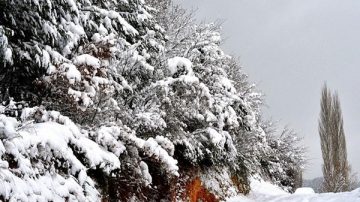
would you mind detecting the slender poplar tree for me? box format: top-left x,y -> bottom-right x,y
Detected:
319,84 -> 350,192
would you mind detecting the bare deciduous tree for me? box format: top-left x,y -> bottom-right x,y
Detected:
319,84 -> 350,192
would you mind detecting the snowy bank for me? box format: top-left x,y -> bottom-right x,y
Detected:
228,178 -> 360,202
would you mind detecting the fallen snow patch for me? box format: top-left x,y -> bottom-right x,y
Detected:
294,187 -> 315,195
227,177 -> 360,202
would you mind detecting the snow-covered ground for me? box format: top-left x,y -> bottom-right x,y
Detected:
228,178 -> 360,202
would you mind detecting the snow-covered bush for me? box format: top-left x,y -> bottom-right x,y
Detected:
260,124 -> 306,192
0,0 -> 165,125
0,106 -> 182,201
0,109 -> 120,201
0,0 -> 306,200
148,0 -> 305,194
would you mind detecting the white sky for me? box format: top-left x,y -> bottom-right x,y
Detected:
177,0 -> 360,179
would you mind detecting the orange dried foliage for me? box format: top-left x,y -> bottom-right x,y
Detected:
186,177 -> 218,202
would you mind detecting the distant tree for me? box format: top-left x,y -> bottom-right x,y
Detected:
319,84 -> 350,192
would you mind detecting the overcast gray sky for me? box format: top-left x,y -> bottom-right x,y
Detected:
177,0 -> 360,179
